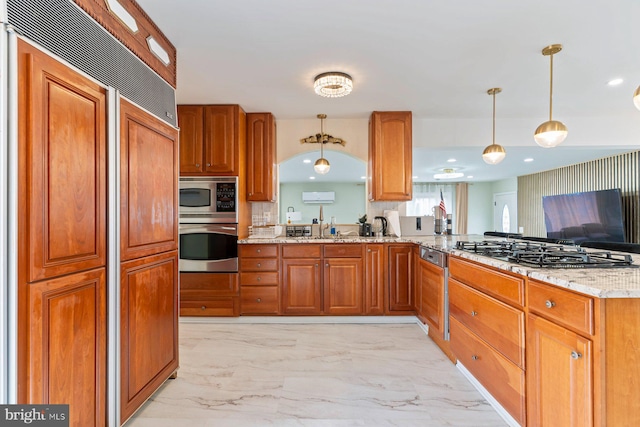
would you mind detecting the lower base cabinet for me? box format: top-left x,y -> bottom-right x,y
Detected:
180,272 -> 240,316
120,251 -> 179,423
387,244 -> 414,313
324,257 -> 363,314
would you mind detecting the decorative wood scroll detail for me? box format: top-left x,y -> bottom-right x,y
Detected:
73,0 -> 177,87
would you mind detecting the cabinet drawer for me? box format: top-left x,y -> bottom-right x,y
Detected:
180,297 -> 239,316
239,272 -> 279,286
282,244 -> 322,258
449,257 -> 524,307
241,286 -> 279,314
180,272 -> 238,295
528,280 -> 594,335
239,244 -> 278,258
449,278 -> 525,368
323,244 -> 362,258
240,258 -> 278,272
450,317 -> 525,425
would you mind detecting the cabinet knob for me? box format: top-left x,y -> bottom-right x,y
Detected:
470,311 -> 478,317
367,249 -> 371,252
195,163 -> 200,167
545,300 -> 556,309
257,249 -> 261,253
257,276 -> 261,281
571,351 -> 582,360
315,264 -> 318,267
201,306 -> 206,310
207,163 -> 211,167
257,263 -> 261,267
256,298 -> 262,303
471,355 -> 479,361
326,263 -> 329,267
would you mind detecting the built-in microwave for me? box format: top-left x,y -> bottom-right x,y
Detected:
179,176 -> 238,223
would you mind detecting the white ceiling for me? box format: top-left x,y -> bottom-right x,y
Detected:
137,0 -> 640,181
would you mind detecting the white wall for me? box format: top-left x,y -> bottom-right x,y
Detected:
467,182 -> 494,234
280,182 -> 366,224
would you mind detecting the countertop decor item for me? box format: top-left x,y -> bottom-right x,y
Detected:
482,88 -> 506,164
534,44 -> 568,148
313,71 -> 353,97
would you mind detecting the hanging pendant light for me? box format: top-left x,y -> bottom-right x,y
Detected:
534,44 -> 568,148
633,85 -> 640,110
482,88 -> 506,165
313,114 -> 330,174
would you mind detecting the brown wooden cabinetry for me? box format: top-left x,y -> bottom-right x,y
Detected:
17,39 -> 108,426
387,244 -> 414,313
177,104 -> 246,176
120,251 -> 178,422
364,244 -> 385,314
448,257 -> 526,425
282,244 -> 323,314
323,244 -> 364,315
180,273 -> 240,316
246,112 -> 277,202
417,256 -> 446,339
239,244 -> 280,315
368,111 -> 412,201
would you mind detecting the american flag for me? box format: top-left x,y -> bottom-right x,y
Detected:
439,190 -> 446,217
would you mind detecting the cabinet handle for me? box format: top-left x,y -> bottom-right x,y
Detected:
470,311 -> 478,317
256,298 -> 262,303
195,163 -> 200,167
201,306 -> 206,310
471,355 -> 479,361
571,351 -> 582,360
545,300 -> 556,309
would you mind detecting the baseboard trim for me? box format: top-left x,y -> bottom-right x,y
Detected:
179,315 -> 419,325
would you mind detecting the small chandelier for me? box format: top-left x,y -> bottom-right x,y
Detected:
534,44 -> 568,148
482,88 -> 506,165
300,114 -> 346,175
314,72 -> 353,98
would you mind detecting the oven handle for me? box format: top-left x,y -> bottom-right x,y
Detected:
179,223 -> 238,236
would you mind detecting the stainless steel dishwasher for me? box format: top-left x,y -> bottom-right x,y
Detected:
418,246 -> 449,340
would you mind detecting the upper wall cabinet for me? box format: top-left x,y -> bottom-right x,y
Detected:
246,112 -> 277,202
178,105 -> 246,176
368,111 -> 413,201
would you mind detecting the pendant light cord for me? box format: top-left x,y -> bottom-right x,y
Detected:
549,53 -> 554,121
492,91 -> 496,145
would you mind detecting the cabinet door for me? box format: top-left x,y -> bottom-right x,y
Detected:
120,251 -> 179,423
365,244 -> 385,314
324,258 -> 363,315
246,113 -> 277,201
120,98 -> 179,261
18,39 -> 107,282
177,105 -> 204,173
204,105 -> 238,175
26,268 -> 107,427
388,244 -> 413,312
420,258 -> 446,339
282,258 -> 322,314
368,111 -> 412,201
527,313 -> 593,427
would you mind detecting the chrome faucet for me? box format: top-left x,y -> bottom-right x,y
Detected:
319,205 -> 324,238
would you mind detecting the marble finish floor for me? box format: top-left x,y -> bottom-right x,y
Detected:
125,321 -> 507,426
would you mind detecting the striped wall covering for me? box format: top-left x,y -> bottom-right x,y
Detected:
517,151 -> 640,243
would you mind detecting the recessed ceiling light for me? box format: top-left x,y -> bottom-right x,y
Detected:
447,158 -> 457,163
607,78 -> 624,86
524,158 -> 534,162
466,175 -> 474,179
303,159 -> 311,164
412,176 -> 418,179
309,176 -> 316,180
360,176 -> 367,180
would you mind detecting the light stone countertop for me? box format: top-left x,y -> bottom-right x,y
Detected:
239,234 -> 640,298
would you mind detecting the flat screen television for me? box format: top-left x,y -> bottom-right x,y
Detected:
542,189 -> 625,243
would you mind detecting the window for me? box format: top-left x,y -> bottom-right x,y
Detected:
406,183 -> 455,219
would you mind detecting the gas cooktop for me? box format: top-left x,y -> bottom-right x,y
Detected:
455,240 -> 636,268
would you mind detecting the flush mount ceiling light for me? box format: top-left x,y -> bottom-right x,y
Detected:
534,44 -> 568,148
482,87 -> 507,165
314,72 -> 353,98
433,168 -> 464,180
300,114 -> 347,175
